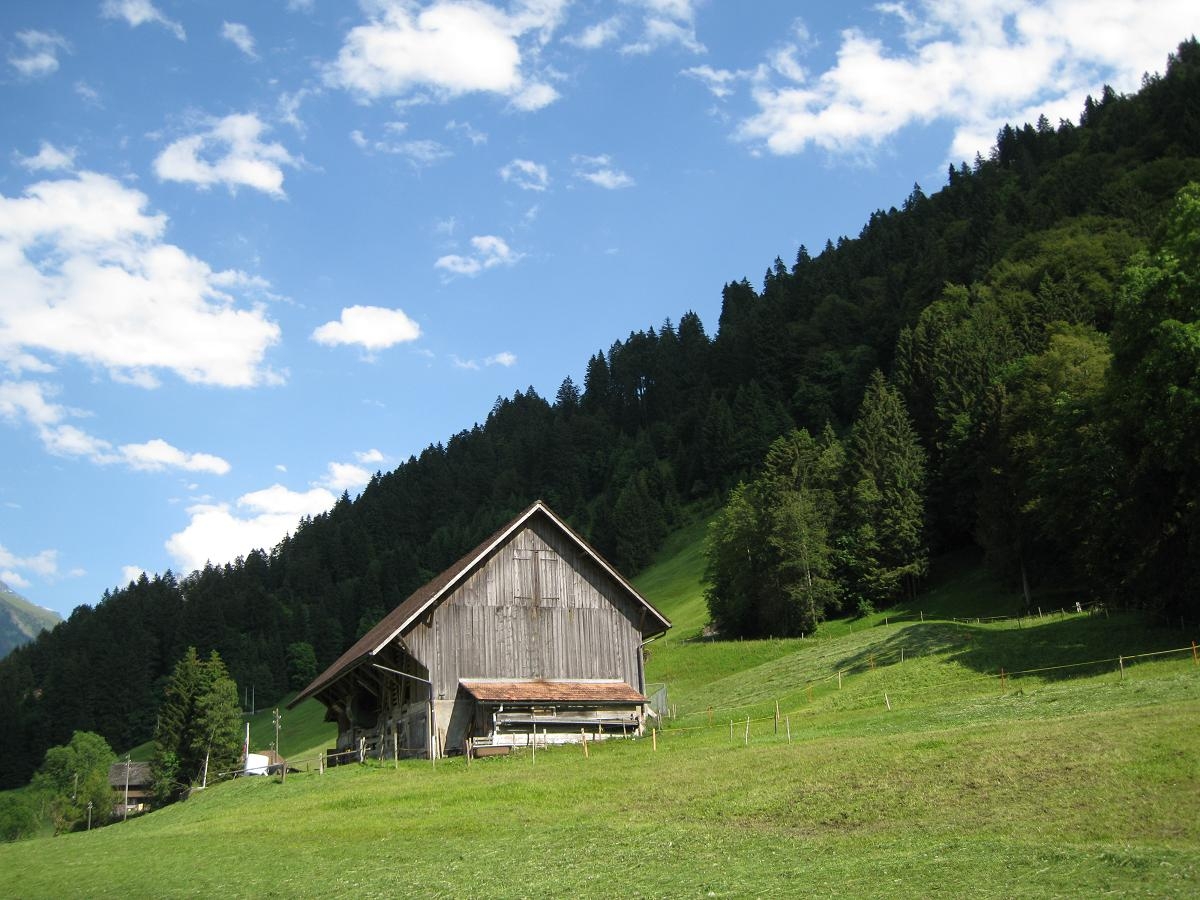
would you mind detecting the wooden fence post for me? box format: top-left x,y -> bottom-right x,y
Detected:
729,719 -> 733,743
884,693 -> 892,711
838,670 -> 843,690
1119,655 -> 1125,680
581,730 -> 589,758
652,728 -> 657,752
744,716 -> 750,746
1192,641 -> 1198,666
774,701 -> 780,734
785,716 -> 791,743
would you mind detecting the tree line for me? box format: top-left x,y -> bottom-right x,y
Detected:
0,39 -> 1197,789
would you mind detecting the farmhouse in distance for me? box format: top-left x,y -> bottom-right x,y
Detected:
291,500 -> 672,759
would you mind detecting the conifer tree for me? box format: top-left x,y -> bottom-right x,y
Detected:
840,371 -> 927,609
152,648 -> 242,801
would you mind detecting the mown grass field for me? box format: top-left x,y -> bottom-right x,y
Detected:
2,533 -> 1198,898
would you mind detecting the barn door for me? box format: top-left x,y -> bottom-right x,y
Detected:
514,546 -> 561,677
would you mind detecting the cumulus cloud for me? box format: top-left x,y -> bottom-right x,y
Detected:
325,0 -> 565,111
435,234 -> 521,277
221,21 -> 258,59
486,351 -> 517,367
0,170 -> 282,387
311,305 -> 422,351
8,30 -> 70,79
500,158 -> 549,191
740,0 -> 1200,161
166,484 -> 337,573
355,448 -> 385,464
320,461 -> 373,492
101,0 -> 186,40
573,154 -> 635,189
0,544 -> 60,582
121,565 -> 146,584
0,381 -> 232,474
154,113 -> 299,197
16,142 -> 76,173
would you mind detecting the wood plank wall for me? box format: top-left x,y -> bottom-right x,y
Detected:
405,517 -> 644,701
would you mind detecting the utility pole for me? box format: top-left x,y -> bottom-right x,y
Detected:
273,708 -> 284,782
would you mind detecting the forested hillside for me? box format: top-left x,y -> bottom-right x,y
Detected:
1,40 -> 1197,789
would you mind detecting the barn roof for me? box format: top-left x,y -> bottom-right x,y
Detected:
108,761 -> 152,788
461,679 -> 646,704
290,500 -> 671,708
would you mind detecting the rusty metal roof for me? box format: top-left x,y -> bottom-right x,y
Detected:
460,679 -> 647,704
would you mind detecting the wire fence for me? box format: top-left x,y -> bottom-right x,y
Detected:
201,636 -> 1198,784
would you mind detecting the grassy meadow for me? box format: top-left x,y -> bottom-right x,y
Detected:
2,532 -> 1198,898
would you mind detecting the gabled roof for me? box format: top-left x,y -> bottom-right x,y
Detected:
290,500 -> 671,708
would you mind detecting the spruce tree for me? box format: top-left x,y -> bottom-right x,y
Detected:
840,371 -> 927,609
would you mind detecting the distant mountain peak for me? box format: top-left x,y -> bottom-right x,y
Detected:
0,579 -> 61,660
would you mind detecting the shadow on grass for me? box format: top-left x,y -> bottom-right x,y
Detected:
831,613 -> 1188,682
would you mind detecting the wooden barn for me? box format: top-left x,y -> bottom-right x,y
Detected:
290,500 -> 671,759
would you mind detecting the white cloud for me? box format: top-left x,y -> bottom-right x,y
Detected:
446,119 -> 488,146
278,88 -> 315,134
0,543 -> 60,581
452,355 -> 480,370
0,170 -> 282,387
166,485 -> 337,573
325,0 -> 564,111
682,64 -> 746,100
510,81 -> 560,111
0,381 -> 232,474
75,81 -> 103,106
500,158 -> 549,191
486,351 -> 517,367
221,22 -> 258,60
348,126 -> 453,166
121,565 -> 145,584
101,0 -> 186,41
435,234 -> 521,277
16,142 -> 76,173
356,448 -> 384,464
621,0 -> 705,55
740,0 -> 1200,161
573,154 -> 635,189
8,30 -> 70,79
566,17 -> 623,50
2,570 -> 31,589
154,113 -> 298,197
311,305 -> 422,351
119,438 -> 231,475
320,461 -> 372,492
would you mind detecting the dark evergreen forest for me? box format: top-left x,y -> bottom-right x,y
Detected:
2,40 -> 1198,788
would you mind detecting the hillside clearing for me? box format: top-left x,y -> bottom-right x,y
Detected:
2,536 -> 1197,898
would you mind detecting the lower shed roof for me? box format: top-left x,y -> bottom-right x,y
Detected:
460,679 -> 646,704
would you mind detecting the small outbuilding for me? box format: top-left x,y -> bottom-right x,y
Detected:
290,500 -> 671,758
108,761 -> 153,816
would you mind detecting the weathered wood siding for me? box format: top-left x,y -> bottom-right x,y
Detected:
405,517 -> 644,703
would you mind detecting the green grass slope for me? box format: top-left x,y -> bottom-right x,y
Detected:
2,530 -> 1197,898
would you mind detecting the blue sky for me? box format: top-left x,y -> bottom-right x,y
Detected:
1,0 -> 1195,618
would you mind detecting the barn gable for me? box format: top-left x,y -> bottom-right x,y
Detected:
290,500 -> 670,758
